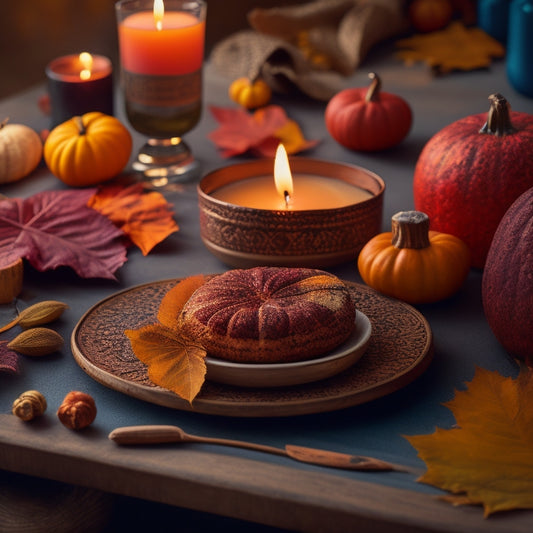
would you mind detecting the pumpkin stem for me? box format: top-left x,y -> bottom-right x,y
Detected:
0,117 -> 9,130
479,93 -> 516,137
391,211 -> 430,249
365,73 -> 381,103
74,116 -> 87,136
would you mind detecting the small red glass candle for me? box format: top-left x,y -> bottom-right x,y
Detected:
46,53 -> 113,127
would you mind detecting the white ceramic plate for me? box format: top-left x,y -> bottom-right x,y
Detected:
204,310 -> 372,388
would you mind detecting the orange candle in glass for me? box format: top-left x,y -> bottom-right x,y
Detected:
116,0 -> 206,141
118,0 -> 205,76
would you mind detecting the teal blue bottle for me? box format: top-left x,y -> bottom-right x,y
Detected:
506,0 -> 533,97
477,0 -> 510,43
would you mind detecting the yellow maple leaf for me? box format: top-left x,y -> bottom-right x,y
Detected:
275,119 -> 319,155
125,323 -> 206,404
406,367 -> 533,516
89,183 -> 179,256
157,275 -> 207,330
396,22 -> 505,74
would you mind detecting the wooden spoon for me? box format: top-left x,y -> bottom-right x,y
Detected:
109,425 -> 410,473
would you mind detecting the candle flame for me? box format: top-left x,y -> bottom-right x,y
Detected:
274,144 -> 294,207
154,0 -> 164,31
79,52 -> 93,80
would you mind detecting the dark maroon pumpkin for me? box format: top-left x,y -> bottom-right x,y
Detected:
325,72 -> 412,152
413,93 -> 533,268
482,187 -> 533,367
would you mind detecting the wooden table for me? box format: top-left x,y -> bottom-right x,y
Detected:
1,44 -> 532,532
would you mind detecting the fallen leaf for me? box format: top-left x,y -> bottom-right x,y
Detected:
208,105 -> 318,158
0,189 -> 127,280
0,341 -> 20,375
406,367 -> 533,516
125,323 -> 206,404
396,22 -> 505,74
274,118 -> 320,155
88,183 -> 179,256
157,274 -> 207,330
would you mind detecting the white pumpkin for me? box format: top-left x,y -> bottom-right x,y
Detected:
0,119 -> 43,183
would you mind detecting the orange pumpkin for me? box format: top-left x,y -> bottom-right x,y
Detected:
44,112 -> 132,187
357,211 -> 470,304
229,77 -> 272,109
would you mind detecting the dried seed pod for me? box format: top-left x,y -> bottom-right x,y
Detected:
17,300 -> 69,328
7,327 -> 64,356
57,391 -> 97,430
12,390 -> 47,421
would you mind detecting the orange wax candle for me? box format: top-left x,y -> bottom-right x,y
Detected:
118,11 -> 205,75
211,175 -> 373,210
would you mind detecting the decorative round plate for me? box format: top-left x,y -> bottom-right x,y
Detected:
205,311 -> 371,388
71,279 -> 433,417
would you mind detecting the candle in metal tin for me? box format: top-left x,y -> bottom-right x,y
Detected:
198,146 -> 385,268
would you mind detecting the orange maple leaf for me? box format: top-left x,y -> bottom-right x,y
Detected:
89,183 -> 179,255
157,274 -> 207,329
406,367 -> 533,516
125,323 -> 206,404
126,275 -> 209,402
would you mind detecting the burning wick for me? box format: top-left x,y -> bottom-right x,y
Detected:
284,190 -> 291,207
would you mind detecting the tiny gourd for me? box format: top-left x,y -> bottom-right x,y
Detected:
43,112 -> 132,187
0,118 -> 43,184
357,211 -> 471,304
325,72 -> 412,152
229,77 -> 272,109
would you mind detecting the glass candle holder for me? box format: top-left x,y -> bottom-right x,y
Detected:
116,0 -> 206,186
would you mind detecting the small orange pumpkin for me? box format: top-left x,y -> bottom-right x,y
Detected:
357,211 -> 470,304
229,77 -> 272,109
44,112 -> 132,187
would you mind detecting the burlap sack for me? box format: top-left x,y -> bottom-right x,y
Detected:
210,0 -> 407,101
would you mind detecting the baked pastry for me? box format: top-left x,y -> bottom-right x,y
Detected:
178,266 -> 355,363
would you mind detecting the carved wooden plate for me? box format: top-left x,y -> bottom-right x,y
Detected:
71,279 -> 433,417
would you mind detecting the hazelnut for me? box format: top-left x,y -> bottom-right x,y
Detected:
57,391 -> 96,430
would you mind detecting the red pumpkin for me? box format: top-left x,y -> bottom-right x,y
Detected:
408,0 -> 453,33
413,93 -> 533,268
325,72 -> 412,152
482,187 -> 533,366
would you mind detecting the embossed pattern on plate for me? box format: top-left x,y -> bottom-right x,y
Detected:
71,279 -> 433,417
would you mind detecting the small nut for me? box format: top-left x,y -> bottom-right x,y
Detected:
57,391 -> 96,430
12,390 -> 47,421
7,327 -> 64,356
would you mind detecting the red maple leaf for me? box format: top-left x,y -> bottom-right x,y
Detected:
0,341 -> 20,375
208,105 -> 289,158
0,189 -> 127,280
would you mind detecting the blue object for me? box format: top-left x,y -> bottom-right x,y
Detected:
478,0 -> 510,43
507,0 -> 533,97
